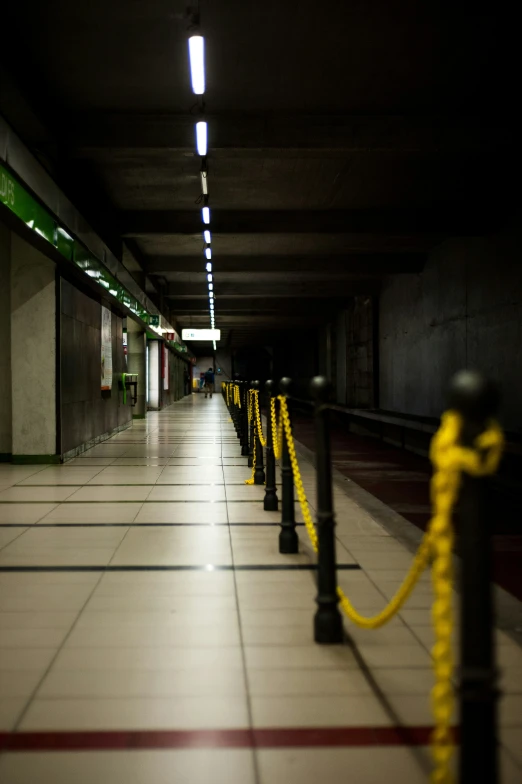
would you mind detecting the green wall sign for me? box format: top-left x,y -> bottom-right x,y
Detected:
1,162 -> 147,323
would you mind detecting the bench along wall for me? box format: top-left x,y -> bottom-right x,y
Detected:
379,229 -> 522,432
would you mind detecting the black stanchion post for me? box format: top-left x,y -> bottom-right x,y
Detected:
278,377 -> 298,554
253,381 -> 266,485
451,370 -> 500,784
241,382 -> 250,456
235,378 -> 242,439
311,376 -> 343,644
237,381 -> 244,442
232,376 -> 239,438
248,383 -> 255,468
263,381 -> 279,511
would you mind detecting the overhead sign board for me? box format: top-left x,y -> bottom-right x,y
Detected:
182,329 -> 221,341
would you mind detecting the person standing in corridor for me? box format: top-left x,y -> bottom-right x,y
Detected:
204,366 -> 215,398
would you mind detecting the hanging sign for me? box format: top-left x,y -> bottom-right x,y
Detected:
101,306 -> 113,390
181,328 -> 220,341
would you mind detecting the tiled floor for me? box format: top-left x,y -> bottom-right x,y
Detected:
0,393 -> 521,782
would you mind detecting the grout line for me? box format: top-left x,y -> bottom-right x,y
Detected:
0,526 -> 31,553
221,398 -> 261,784
11,569 -> 108,732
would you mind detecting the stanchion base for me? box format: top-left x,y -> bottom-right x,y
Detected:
254,470 -> 266,485
279,527 -> 298,553
263,491 -> 279,512
314,608 -> 344,644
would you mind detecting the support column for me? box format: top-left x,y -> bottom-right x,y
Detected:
126,317 -> 147,419
10,234 -> 58,462
0,222 -> 12,460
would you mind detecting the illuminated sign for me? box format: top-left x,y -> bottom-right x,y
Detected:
181,329 -> 221,341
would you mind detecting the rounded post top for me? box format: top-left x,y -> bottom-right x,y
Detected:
252,380 -> 260,390
265,379 -> 275,396
449,370 -> 499,424
279,377 -> 293,395
310,376 -> 332,402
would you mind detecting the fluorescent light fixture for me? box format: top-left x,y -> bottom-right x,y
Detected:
205,247 -> 212,260
206,262 -> 212,272
208,283 -> 213,291
200,170 -> 208,195
188,35 -> 205,94
207,273 -> 213,282
202,206 -> 210,224
196,121 -> 207,155
209,291 -> 214,299
109,289 -> 118,296
204,230 -> 211,244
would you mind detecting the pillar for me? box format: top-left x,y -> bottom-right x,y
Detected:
10,233 -> 57,461
0,221 -> 12,459
126,317 -> 146,418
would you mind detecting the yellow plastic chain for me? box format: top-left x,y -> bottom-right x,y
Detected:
251,390 -> 267,448
245,392 -> 282,484
277,397 -> 503,784
271,397 -> 283,460
233,384 -> 241,408
427,411 -> 503,783
278,396 -> 318,550
223,382 -> 230,407
244,412 -> 257,485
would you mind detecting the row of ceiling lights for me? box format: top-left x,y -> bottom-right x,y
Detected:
188,29 -> 216,348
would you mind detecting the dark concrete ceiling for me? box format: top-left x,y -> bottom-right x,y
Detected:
1,1 -> 519,349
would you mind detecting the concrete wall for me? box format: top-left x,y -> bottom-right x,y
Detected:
335,311 -> 347,405
215,350 -> 232,382
11,233 -> 56,457
161,347 -> 186,406
346,297 -> 376,408
126,318 -> 146,417
0,221 -> 11,456
60,278 -> 131,456
379,232 -> 522,431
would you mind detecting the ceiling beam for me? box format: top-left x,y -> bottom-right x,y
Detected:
66,113 -> 513,154
166,281 -> 378,298
169,297 -> 350,313
121,208 -> 495,237
145,253 -> 425,275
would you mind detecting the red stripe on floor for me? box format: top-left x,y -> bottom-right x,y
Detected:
0,726 -> 458,751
